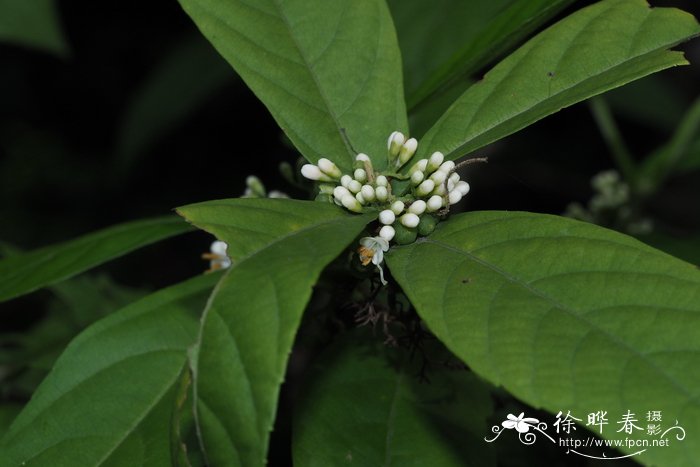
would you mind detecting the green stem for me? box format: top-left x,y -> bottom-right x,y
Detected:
588,97 -> 636,185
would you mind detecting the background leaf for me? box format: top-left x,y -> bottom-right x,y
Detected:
0,0 -> 68,56
0,272 -> 220,467
177,0 -> 407,171
293,330 -> 496,467
179,198 -> 373,466
0,216 -> 192,302
418,0 -> 700,160
387,211 -> 700,465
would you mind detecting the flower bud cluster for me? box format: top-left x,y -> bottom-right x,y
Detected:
242,175 -> 289,199
301,131 -> 476,285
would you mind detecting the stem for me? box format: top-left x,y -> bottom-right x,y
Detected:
588,97 -> 636,184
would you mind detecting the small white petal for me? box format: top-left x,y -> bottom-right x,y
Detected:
361,184 -> 375,202
379,225 -> 395,242
456,180 -> 470,196
427,195 -> 443,212
408,200 -> 426,215
401,213 -> 420,228
416,179 -> 435,196
375,186 -> 388,202
391,200 -> 405,216
347,180 -> 362,194
211,240 -> 228,255
448,190 -> 463,205
379,209 -> 395,225
356,153 -> 370,162
354,168 -> 367,183
375,175 -> 388,187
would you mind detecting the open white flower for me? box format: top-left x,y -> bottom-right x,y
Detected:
357,236 -> 390,285
202,240 -> 232,271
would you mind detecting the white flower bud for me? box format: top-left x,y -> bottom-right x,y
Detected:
354,168 -> 367,183
449,172 -> 460,184
375,186 -> 388,202
341,194 -> 363,212
341,174 -> 353,188
355,192 -> 366,204
397,137 -> 418,167
246,175 -> 266,197
268,190 -> 289,199
347,179 -> 362,194
375,175 -> 388,187
427,195 -> 443,212
301,164 -> 332,181
317,158 -> 342,179
456,180 -> 470,196
387,131 -> 405,157
410,170 -> 425,186
361,184 -> 375,202
432,183 -> 447,196
356,153 -> 370,162
401,213 -> 420,228
211,240 -> 228,256
438,161 -> 455,174
333,186 -> 350,200
379,209 -> 395,225
416,179 -> 435,196
448,190 -> 463,205
447,179 -> 455,191
391,200 -> 405,216
408,200 -> 427,215
409,159 -> 428,174
426,152 -> 444,173
379,225 -> 395,242
429,170 -> 447,186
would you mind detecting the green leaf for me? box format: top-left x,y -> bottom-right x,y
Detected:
177,0 -> 407,171
0,0 -> 68,56
178,198 -> 372,466
387,211 -> 700,465
293,331 -> 496,467
116,35 -> 235,170
0,216 -> 193,302
0,272 -> 220,467
390,0 -> 574,111
418,0 -> 700,160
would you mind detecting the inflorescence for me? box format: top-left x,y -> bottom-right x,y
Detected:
301,131 -> 475,284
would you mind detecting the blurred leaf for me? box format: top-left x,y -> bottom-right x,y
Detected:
177,0 -> 407,171
0,272 -> 220,467
639,95 -> 700,191
0,0 -> 68,56
390,0 -> 573,111
604,74 -> 687,132
0,216 -> 193,302
418,0 -> 700,160
116,35 -> 235,170
0,404 -> 21,439
178,198 -> 372,466
387,211 -> 700,465
293,332 -> 496,467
